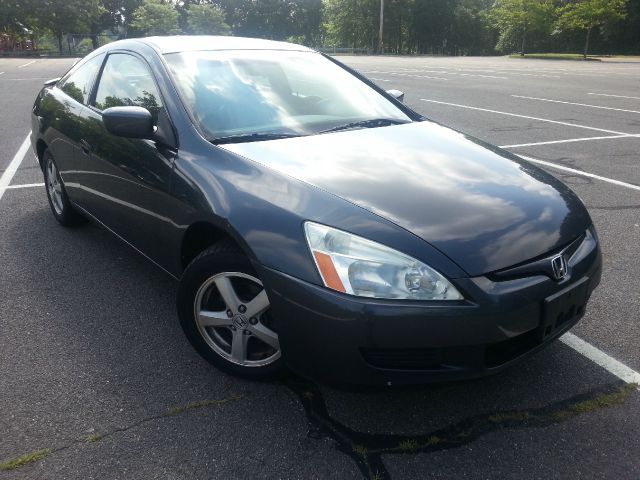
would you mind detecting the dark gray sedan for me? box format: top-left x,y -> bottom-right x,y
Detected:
31,36 -> 601,386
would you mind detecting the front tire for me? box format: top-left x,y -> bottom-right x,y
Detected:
43,150 -> 84,226
177,241 -> 285,380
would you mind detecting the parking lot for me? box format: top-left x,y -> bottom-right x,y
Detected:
0,55 -> 639,479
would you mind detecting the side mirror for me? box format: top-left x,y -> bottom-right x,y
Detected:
102,106 -> 155,139
386,89 -> 405,103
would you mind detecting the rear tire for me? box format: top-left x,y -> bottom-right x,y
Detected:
43,150 -> 85,227
177,240 -> 285,380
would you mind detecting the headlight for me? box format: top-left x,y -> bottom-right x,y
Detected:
304,222 -> 463,300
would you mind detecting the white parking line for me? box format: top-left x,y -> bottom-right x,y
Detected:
372,69 -> 506,79
420,98 -> 631,135
517,154 -> 640,192
423,70 -> 507,79
2,77 -> 50,81
364,71 -> 448,81
0,133 -> 31,202
561,333 -> 640,387
500,134 -> 635,148
0,71 -> 4,76
512,95 -> 640,115
18,60 -> 36,68
588,93 -> 640,100
5,182 -> 44,189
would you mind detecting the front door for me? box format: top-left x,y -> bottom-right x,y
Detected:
76,52 -> 180,270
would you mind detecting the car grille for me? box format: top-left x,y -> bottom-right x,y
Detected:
487,232 -> 585,281
360,347 -> 445,370
360,314 -> 580,372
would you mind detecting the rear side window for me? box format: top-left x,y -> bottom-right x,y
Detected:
94,53 -> 163,121
58,54 -> 105,104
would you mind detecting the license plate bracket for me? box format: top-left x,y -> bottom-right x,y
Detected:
540,277 -> 589,341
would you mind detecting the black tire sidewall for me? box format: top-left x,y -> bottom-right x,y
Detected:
177,246 -> 285,380
43,151 -> 83,226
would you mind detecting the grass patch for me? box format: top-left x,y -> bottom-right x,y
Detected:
488,411 -> 530,423
509,53 -> 600,61
167,395 -> 240,416
0,449 -> 51,471
398,439 -> 418,451
553,383 -> 637,421
84,433 -> 103,443
426,435 -> 442,445
353,445 -> 368,457
570,383 -> 636,412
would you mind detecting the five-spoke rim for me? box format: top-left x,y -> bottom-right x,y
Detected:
46,157 -> 64,215
193,272 -> 280,367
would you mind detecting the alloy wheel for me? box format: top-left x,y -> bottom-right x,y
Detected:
46,157 -> 64,215
193,272 -> 280,367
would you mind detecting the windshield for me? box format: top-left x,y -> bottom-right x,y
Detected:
164,50 -> 411,142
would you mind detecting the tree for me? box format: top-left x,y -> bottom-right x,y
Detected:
556,0 -> 628,59
36,0 -> 104,53
186,4 -> 231,35
102,0 -> 145,36
130,0 -> 180,35
485,0 -> 555,55
323,0 -> 377,50
0,0 -> 37,49
289,0 -> 323,47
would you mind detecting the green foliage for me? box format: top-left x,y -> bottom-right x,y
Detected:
324,0 -> 376,49
130,0 -> 180,35
485,0 -> 556,54
186,4 -> 231,35
2,0 -> 638,56
556,0 -> 628,57
0,0 -> 30,36
102,0 -> 144,31
30,0 -> 104,51
557,0 -> 627,31
324,0 -> 496,55
216,0 -> 323,44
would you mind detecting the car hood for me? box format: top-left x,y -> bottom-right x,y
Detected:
220,121 -> 591,276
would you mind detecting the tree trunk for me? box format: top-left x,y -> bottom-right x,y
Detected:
520,28 -> 526,56
57,33 -> 63,54
583,26 -> 592,60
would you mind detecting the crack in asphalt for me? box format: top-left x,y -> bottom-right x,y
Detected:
0,395 -> 241,472
283,379 -> 638,480
1,381 -> 637,477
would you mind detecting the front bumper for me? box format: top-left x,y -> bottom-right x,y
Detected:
256,235 -> 602,387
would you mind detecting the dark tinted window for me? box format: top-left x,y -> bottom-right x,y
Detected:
58,54 -> 104,104
94,54 -> 162,120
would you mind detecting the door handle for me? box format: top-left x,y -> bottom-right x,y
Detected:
79,139 -> 91,155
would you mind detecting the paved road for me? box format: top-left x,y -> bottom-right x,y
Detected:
0,56 -> 638,479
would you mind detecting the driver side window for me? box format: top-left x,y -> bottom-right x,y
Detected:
94,53 -> 163,122
58,54 -> 105,104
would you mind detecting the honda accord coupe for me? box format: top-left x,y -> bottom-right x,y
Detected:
31,36 -> 601,386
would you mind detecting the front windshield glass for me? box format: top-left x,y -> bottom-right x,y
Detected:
164,50 -> 411,141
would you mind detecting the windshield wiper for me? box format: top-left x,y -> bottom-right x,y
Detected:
212,132 -> 302,145
319,118 -> 408,134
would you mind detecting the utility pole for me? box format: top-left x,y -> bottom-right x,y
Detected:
378,0 -> 384,54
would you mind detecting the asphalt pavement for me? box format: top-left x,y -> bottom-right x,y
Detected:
0,55 -> 638,479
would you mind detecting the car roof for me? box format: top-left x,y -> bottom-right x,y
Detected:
136,35 -> 314,54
